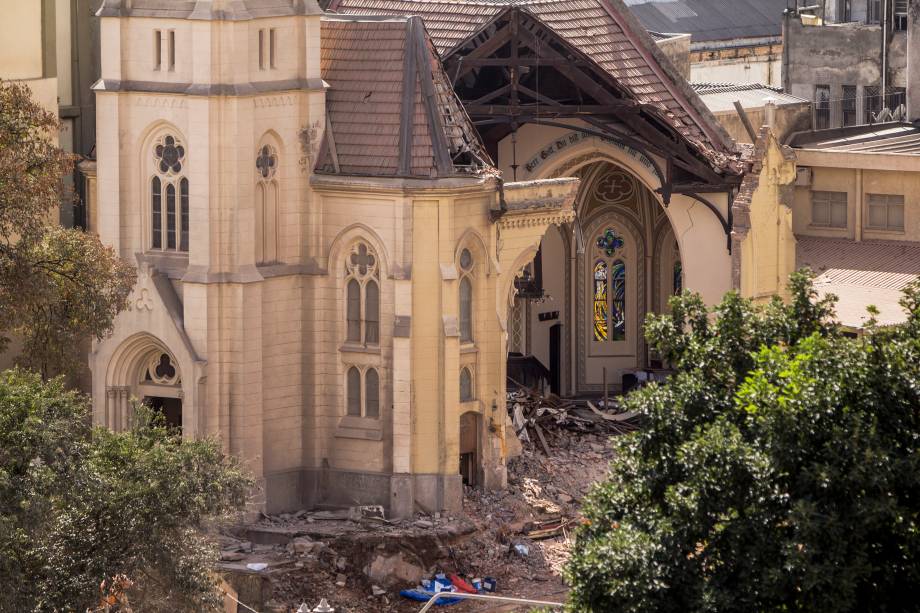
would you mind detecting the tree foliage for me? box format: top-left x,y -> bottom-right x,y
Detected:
566,271 -> 920,612
0,80 -> 134,377
0,370 -> 251,612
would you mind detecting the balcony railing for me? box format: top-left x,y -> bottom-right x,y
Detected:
813,91 -> 906,130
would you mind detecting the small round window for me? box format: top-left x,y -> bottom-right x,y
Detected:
459,248 -> 473,271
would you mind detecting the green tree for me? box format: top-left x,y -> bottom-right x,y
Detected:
566,272 -> 920,612
0,370 -> 250,612
0,80 -> 134,378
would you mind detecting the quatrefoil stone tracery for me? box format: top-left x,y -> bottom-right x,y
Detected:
347,243 -> 377,278
256,145 -> 277,179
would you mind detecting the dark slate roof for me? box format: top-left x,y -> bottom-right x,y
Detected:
624,0 -> 786,43
327,0 -> 737,166
788,123 -> 920,155
316,15 -> 493,178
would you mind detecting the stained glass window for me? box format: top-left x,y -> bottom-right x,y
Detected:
596,228 -> 624,257
593,260 -> 608,342
611,260 -> 626,341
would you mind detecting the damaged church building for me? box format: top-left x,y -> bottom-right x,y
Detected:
85,0 -> 794,517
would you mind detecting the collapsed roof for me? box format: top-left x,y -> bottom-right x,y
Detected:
324,0 -> 740,177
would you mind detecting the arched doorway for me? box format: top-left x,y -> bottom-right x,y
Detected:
103,334 -> 185,433
138,352 -> 183,430
509,161 -> 683,396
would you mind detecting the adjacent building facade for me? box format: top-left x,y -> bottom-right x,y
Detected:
783,0 -> 920,130
628,0 -> 787,85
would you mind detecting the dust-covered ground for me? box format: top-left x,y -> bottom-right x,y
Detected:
219,429 -> 615,613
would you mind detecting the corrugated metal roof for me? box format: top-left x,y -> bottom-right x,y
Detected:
693,82 -> 809,113
788,123 -> 920,155
317,15 -> 493,178
797,236 -> 920,327
624,0 -> 786,43
327,0 -> 735,167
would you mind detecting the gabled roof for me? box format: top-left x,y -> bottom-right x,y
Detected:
326,0 -> 736,164
625,0 -> 786,44
316,15 -> 493,178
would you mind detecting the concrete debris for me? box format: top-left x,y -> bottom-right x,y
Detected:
218,399 -> 622,611
349,505 -> 386,522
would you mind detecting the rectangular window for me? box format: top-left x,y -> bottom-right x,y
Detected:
867,0 -> 881,23
258,29 -> 265,70
842,86 -> 857,126
168,30 -> 176,70
154,30 -> 162,70
895,0 -> 908,30
867,194 -> 905,231
269,28 -> 276,69
837,0 -> 851,22
811,191 -> 848,228
815,85 -> 831,130
864,85 -> 881,123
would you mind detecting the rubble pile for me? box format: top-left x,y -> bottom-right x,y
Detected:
218,388 -> 632,612
508,385 -> 640,451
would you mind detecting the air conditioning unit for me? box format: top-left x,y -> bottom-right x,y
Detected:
795,167 -> 812,186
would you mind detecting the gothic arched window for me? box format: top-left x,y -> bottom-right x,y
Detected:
593,227 -> 627,342
458,248 -> 474,343
151,135 -> 188,252
345,366 -> 380,419
460,367 -> 474,402
255,144 -> 279,264
344,242 -> 380,347
346,367 -> 361,416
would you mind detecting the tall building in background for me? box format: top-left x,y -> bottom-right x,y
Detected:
784,0 -> 916,130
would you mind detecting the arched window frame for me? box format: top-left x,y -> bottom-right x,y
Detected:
592,227 -> 628,343
460,367 -> 474,402
458,247 -> 475,344
255,142 -> 279,264
149,134 -> 189,253
343,241 -> 380,347
344,365 -> 380,419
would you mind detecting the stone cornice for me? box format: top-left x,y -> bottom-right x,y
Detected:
497,209 -> 576,230
92,78 -> 326,96
310,173 -> 499,196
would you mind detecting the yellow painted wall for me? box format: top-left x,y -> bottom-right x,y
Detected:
0,2 -> 44,80
739,131 -> 797,301
793,167 -> 920,242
